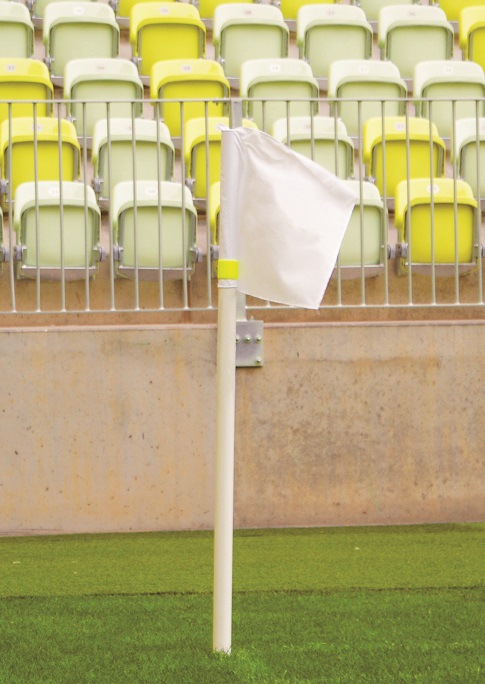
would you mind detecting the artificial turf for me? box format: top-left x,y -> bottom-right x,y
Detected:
0,524 -> 483,683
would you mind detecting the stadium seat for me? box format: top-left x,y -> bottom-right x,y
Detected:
0,117 -> 80,204
363,116 -> 446,200
351,0 -> 418,27
394,177 -> 479,276
296,4 -> 372,85
109,0 -> 173,28
150,58 -> 230,142
43,1 -> 119,84
14,180 -> 103,280
213,4 -> 289,86
453,117 -> 485,200
328,59 -> 407,138
271,116 -> 354,179
27,0 -> 98,28
0,58 -> 54,131
459,6 -> 485,72
378,5 -> 454,82
92,118 -> 175,209
437,0 -> 484,25
337,179 -> 387,276
64,58 -> 144,144
413,60 -> 485,143
272,0 -> 338,31
184,116 -> 257,206
240,58 -> 319,134
111,180 -> 198,280
130,2 -> 206,83
0,2 -> 34,59
189,0 -> 249,29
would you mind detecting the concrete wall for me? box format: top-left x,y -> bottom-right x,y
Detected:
0,321 -> 483,535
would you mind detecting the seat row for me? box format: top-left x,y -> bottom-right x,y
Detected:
4,1 -> 485,87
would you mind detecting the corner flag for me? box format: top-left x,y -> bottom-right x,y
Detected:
219,126 -> 358,309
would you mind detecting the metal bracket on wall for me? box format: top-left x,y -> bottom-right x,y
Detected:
236,320 -> 264,368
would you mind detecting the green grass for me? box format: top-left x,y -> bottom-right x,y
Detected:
0,524 -> 484,683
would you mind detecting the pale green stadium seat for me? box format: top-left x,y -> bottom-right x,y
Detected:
271,116 -> 354,179
413,60 -> 485,143
189,0 -> 251,29
378,5 -> 454,82
453,117 -> 485,200
27,0 -> 98,28
272,0 -> 338,32
394,177 -> 479,276
109,0 -> 175,28
0,117 -> 80,204
363,116 -> 446,200
337,179 -> 387,277
0,2 -> 34,58
150,58 -> 230,142
92,118 -> 175,209
14,180 -> 103,279
43,1 -> 119,84
296,4 -> 372,86
351,0 -> 418,28
213,3 -> 289,87
240,58 -> 319,134
112,180 -> 198,280
64,58 -> 144,144
328,59 -> 407,139
0,58 -> 54,131
459,6 -> 485,73
130,2 -> 206,84
183,116 -> 257,207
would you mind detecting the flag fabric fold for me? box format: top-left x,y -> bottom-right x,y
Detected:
220,126 -> 358,309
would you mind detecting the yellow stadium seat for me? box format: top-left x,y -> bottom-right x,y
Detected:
363,116 -> 446,200
0,58 -> 54,131
271,115 -> 354,179
43,1 -> 119,83
150,58 -> 230,141
413,60 -> 485,143
240,58 -> 319,134
14,180 -> 103,279
394,177 -> 479,275
453,117 -> 485,200
0,116 -> 80,204
0,2 -> 34,58
213,3 -> 289,86
130,2 -> 206,83
112,180 -> 198,280
437,0 -> 484,25
378,5 -> 454,81
109,0 -> 175,28
296,4 -> 372,84
184,116 -> 257,206
459,6 -> 485,72
64,58 -> 144,144
92,118 -> 175,209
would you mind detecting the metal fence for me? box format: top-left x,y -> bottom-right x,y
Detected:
0,93 -> 484,317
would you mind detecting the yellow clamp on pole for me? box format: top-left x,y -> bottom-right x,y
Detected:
217,259 -> 239,280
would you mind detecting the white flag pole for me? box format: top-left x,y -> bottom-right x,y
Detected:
213,124 -> 242,654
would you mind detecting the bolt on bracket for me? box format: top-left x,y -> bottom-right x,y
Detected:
235,320 -> 264,368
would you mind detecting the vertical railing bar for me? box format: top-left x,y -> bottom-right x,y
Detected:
404,100 -> 413,304
7,101 -> 16,312
81,100 -> 90,311
180,102 -> 189,309
33,103 -> 41,312
451,99 -> 460,304
56,102 -> 66,312
155,100 -> 165,310
382,97 -> 389,307
428,99 -> 437,305
204,98 -> 213,308
475,98 -> 483,304
131,100 -> 140,311
106,102 -> 116,311
334,96 -> 343,304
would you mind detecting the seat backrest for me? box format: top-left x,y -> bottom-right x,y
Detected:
240,58 -> 319,133
213,3 -> 289,82
1,116 -> 80,201
414,60 -> 485,141
453,117 -> 485,197
130,2 -> 206,79
29,0 -> 99,23
272,115 -> 354,179
277,0 -> 336,23
150,58 -> 230,139
363,115 -> 446,198
439,0 -> 484,24
328,59 -> 407,137
64,58 -> 144,140
43,1 -> 119,79
14,180 -> 101,277
111,179 -> 198,277
115,0 -> 176,23
459,6 -> 485,71
296,5 -> 372,80
394,177 -> 478,273
92,117 -> 175,204
352,0 -> 417,23
0,58 -> 54,130
0,2 -> 34,58
378,5 -> 454,80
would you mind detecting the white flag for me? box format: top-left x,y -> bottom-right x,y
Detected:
220,127 -> 358,309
